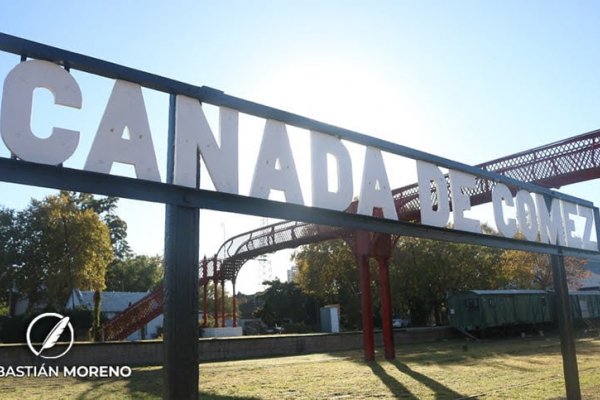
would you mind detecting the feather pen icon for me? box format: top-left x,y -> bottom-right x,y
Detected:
34,316 -> 70,356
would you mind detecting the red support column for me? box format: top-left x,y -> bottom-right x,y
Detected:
355,231 -> 374,361
232,279 -> 237,328
202,257 -> 208,327
359,253 -> 375,361
221,279 -> 226,327
373,233 -> 395,360
213,256 -> 219,328
377,256 -> 395,360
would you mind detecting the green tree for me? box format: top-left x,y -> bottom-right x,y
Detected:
390,237 -> 505,325
91,289 -> 102,340
105,255 -> 163,292
66,192 -> 131,260
284,226 -> 593,329
254,279 -> 319,328
500,250 -> 588,290
11,192 -> 114,309
293,240 -> 362,329
0,207 -> 18,311
293,236 -> 508,329
237,292 -> 260,319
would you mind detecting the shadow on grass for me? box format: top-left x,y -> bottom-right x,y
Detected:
397,336 -> 563,367
368,362 -> 419,399
200,394 -> 261,400
390,359 -> 464,399
74,367 -> 260,400
367,358 -> 465,400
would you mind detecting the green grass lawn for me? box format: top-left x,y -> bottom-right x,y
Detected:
1,335 -> 600,399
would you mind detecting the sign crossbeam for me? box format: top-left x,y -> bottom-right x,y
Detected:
0,157 -> 597,260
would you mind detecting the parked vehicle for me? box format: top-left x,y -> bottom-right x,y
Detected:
392,316 -> 409,328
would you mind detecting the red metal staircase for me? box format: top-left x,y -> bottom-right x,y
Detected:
102,286 -> 164,341
102,277 -> 210,341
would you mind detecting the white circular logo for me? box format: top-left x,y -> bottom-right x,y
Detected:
26,312 -> 74,359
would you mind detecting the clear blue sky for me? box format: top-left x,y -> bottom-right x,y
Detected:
1,2 -> 600,293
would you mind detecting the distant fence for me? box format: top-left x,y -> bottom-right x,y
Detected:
0,327 -> 456,367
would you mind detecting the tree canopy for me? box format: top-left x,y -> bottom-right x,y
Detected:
293,240 -> 362,329
0,207 -> 18,308
67,192 -> 131,261
390,237 -> 505,325
0,191 -> 170,317
0,192 -> 114,310
254,279 -> 319,329
293,234 -> 591,328
105,254 -> 163,292
500,249 -> 588,290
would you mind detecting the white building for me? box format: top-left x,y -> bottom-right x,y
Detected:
65,289 -> 163,341
287,265 -> 299,283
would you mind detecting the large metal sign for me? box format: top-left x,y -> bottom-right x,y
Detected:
0,33 -> 596,399
0,33 -> 598,259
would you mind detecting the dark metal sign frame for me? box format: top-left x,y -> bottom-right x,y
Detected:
0,33 -> 593,399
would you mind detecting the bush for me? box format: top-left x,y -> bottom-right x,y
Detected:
64,307 -> 93,341
0,303 -> 8,317
64,308 -> 93,329
0,308 -> 95,343
0,315 -> 29,343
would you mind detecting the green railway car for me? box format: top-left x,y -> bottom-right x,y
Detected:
569,291 -> 600,320
448,290 -> 553,332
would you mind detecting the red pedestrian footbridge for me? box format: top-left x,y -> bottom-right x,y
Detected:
103,129 -> 600,341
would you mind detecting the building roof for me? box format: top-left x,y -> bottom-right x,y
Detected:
65,289 -> 151,314
571,290 -> 600,296
460,289 -> 600,296
468,290 -> 547,295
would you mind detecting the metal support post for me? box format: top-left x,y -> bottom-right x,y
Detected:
551,252 -> 581,400
376,256 -> 395,360
163,94 -> 199,400
202,258 -> 208,327
213,257 -> 219,327
359,253 -> 375,361
355,231 -> 374,361
163,206 -> 199,399
232,279 -> 237,327
221,278 -> 226,327
373,233 -> 395,360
